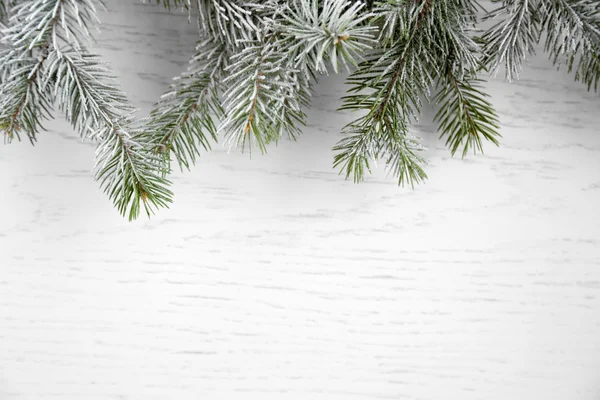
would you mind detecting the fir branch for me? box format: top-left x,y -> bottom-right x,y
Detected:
540,0 -> 600,91
333,113 -> 427,186
481,0 -> 543,80
375,0 -> 428,44
0,48 -> 53,143
3,0 -> 102,52
196,0 -> 261,45
94,116 -> 173,221
334,0 -> 437,186
0,0 -> 105,142
277,0 -> 377,73
143,37 -> 228,170
44,48 -> 173,220
219,33 -> 309,154
482,0 -> 600,87
429,0 -> 481,73
434,74 -> 501,157
1,0 -> 173,220
0,0 -> 73,143
43,49 -> 133,137
430,0 -> 502,156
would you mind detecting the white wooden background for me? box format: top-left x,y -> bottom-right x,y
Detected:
1,2 -> 600,399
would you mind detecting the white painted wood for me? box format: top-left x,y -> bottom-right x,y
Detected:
1,2 -> 600,399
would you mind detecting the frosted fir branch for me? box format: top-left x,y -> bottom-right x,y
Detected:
43,47 -> 172,220
43,49 -> 133,137
429,0 -> 501,158
482,0 -> 600,88
540,0 -> 600,91
333,114 -> 427,187
218,35 -> 306,154
0,0 -> 106,143
217,0 -> 379,158
144,0 -> 378,167
94,116 -> 173,221
197,0 -> 262,45
3,0 -> 102,52
334,0 -> 438,185
482,0 -> 543,81
429,0 -> 482,75
0,48 -> 53,143
0,0 -> 173,220
142,37 -> 229,170
0,0 -> 70,143
276,0 -> 377,73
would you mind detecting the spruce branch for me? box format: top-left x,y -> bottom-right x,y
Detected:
143,37 -> 228,170
196,0 -> 261,45
219,33 -> 309,154
334,0 -> 437,186
1,0 -> 173,220
540,0 -> 600,91
333,113 -> 427,186
94,115 -> 173,221
434,74 -> 501,157
277,0 -> 377,73
482,0 -> 600,88
2,0 -> 102,52
41,46 -> 173,220
482,0 -> 543,81
0,0 -> 72,143
0,48 -> 54,143
43,49 -> 133,137
0,0 -> 105,143
430,0 -> 501,157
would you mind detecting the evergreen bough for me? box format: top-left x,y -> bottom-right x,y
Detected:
1,0 -> 598,220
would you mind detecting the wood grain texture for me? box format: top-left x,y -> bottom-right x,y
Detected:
1,2 -> 600,399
